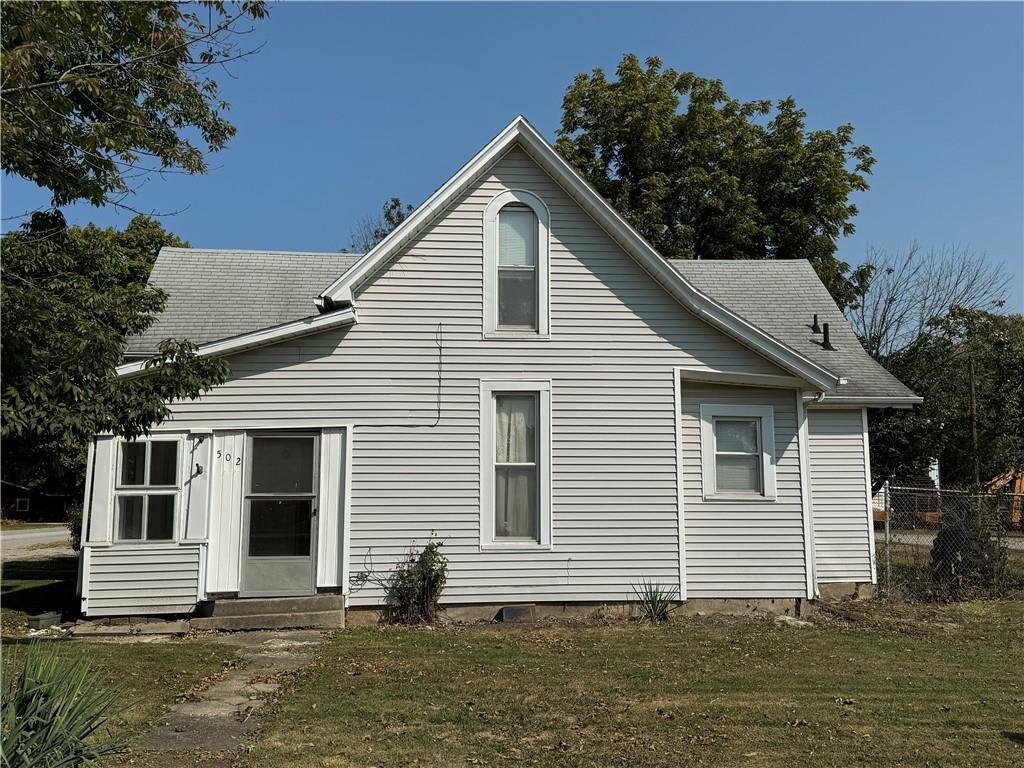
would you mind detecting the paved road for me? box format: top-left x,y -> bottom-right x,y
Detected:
1,525 -> 73,560
890,530 -> 1024,551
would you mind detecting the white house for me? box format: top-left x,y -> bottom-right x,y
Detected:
78,117 -> 920,623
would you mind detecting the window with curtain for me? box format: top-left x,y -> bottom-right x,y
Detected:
494,393 -> 539,540
497,205 -> 537,329
712,417 -> 763,494
115,439 -> 180,541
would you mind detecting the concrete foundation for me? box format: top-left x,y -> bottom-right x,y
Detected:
345,597 -> 804,625
816,582 -> 875,601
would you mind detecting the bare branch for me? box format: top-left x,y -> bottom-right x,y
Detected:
847,242 -> 1011,359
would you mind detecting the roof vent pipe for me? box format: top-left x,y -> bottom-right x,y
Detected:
811,313 -> 821,334
822,322 -> 835,350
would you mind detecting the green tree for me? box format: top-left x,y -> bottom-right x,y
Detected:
1,1 -> 267,209
1,213 -> 229,496
556,54 -> 875,308
869,308 -> 1024,490
348,197 -> 414,252
1,2 -> 265,496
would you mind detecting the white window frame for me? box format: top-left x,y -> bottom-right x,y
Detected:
483,189 -> 550,339
480,379 -> 552,550
699,404 -> 777,501
15,497 -> 30,513
113,436 -> 185,543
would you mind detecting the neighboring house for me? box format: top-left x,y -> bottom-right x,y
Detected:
77,117 -> 919,619
1,480 -> 69,523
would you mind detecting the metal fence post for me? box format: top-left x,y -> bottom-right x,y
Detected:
884,482 -> 892,593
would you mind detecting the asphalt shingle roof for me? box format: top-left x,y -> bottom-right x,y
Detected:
671,259 -> 917,400
125,248 -> 361,355
128,249 -> 914,401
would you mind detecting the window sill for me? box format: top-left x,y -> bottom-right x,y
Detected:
480,542 -> 553,553
483,331 -> 551,341
87,540 -> 184,548
702,493 -> 777,503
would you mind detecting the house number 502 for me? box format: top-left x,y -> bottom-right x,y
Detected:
216,450 -> 242,466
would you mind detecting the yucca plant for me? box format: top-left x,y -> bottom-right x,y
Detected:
1,644 -> 126,768
632,579 -> 679,623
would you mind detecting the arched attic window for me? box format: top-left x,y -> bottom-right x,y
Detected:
483,190 -> 550,338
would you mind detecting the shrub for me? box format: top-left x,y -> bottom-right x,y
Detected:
930,507 -> 1007,600
65,503 -> 83,552
385,541 -> 448,624
1,644 -> 125,767
632,579 -> 679,622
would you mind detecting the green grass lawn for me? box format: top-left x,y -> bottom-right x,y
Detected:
1,640 -> 241,748
246,602 -> 1023,768
1,555 -> 79,634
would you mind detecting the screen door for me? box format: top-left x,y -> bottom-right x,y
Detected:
241,434 -> 318,596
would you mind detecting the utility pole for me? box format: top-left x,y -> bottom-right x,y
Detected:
969,356 -> 980,486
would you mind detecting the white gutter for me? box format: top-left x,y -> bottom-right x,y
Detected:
116,308 -> 358,379
807,394 -> 924,409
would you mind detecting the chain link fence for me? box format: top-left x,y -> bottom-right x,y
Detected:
875,485 -> 1024,600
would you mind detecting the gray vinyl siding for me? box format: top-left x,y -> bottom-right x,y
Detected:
160,145 -> 792,605
83,545 -> 202,616
680,384 -> 808,598
808,409 -> 874,583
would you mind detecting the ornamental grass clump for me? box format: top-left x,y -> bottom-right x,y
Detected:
632,579 -> 679,623
1,643 -> 126,767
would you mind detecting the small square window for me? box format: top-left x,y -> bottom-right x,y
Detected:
15,498 -> 30,513
699,405 -> 776,501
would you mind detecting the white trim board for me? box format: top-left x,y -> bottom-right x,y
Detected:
861,408 -> 878,585
673,368 -> 687,601
795,392 -> 817,599
318,116 -> 841,393
116,308 -> 358,378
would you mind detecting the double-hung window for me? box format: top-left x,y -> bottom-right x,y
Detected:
481,380 -> 551,548
114,439 -> 181,541
713,418 -> 762,493
497,206 -> 538,330
699,405 -> 777,501
494,393 -> 539,539
483,190 -> 550,338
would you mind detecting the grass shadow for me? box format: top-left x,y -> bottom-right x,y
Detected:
1,555 -> 79,620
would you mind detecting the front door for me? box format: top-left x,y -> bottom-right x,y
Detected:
241,434 -> 318,596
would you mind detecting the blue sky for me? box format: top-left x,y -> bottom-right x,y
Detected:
4,1 -> 1022,309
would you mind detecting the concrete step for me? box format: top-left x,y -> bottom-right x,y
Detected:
205,594 -> 345,617
190,609 -> 344,631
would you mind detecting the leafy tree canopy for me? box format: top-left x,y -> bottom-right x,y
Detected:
556,54 -> 875,308
1,213 -> 229,495
869,307 -> 1024,490
1,1 -> 267,208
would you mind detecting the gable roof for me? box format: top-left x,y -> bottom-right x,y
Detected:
126,248 -> 361,355
672,260 -> 920,403
317,116 -> 842,392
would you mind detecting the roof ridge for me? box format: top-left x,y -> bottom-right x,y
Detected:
159,247 -> 362,258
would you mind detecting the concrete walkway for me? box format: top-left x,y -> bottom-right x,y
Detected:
129,630 -> 326,767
